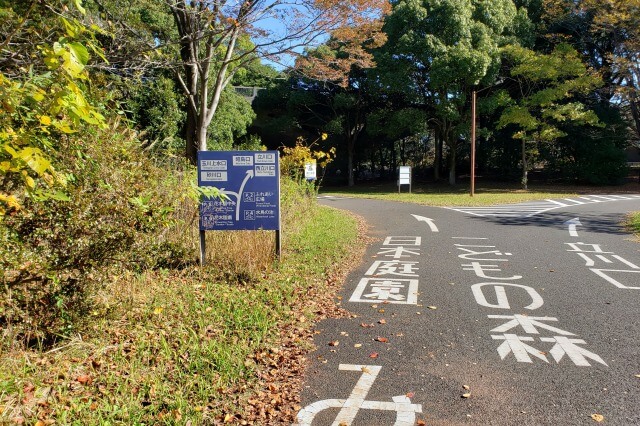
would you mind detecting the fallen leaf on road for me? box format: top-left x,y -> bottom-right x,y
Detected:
378,319 -> 386,324
634,374 -> 640,378
354,344 -> 362,348
591,414 -> 604,422
378,309 -> 385,313
427,306 -> 437,310
406,392 -> 415,398
369,352 -> 379,359
360,322 -> 374,328
328,340 -> 339,347
375,337 -> 389,343
361,367 -> 371,374
417,420 -> 426,426
463,385 -> 470,390
462,393 -> 471,398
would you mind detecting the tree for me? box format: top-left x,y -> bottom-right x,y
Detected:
542,0 -> 640,140
168,0 -> 391,162
496,43 -> 603,188
83,0 -> 388,162
376,0 -> 520,184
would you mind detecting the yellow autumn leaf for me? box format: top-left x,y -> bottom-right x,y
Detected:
153,307 -> 164,315
39,115 -> 52,126
0,193 -> 21,210
321,132 -> 328,140
24,175 -> 35,189
591,414 -> 604,422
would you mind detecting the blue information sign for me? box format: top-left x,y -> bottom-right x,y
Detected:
197,151 -> 280,231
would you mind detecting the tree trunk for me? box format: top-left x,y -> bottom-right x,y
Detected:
521,139 -> 528,190
448,140 -> 456,185
347,137 -> 355,186
630,97 -> 640,140
434,131 -> 442,181
185,108 -> 198,164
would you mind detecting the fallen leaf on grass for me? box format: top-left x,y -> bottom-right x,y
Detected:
375,337 -> 389,343
76,375 -> 92,385
591,414 -> 604,422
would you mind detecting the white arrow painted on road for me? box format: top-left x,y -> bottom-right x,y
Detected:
411,214 -> 439,232
564,217 -> 582,237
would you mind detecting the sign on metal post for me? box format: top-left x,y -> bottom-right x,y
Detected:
304,160 -> 317,181
398,166 -> 411,193
197,151 -> 281,265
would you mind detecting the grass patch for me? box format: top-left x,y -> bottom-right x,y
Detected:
321,181 -> 638,206
0,205 -> 360,424
626,211 -> 640,237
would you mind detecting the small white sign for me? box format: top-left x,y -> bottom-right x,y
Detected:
233,155 -> 253,166
255,165 -> 276,177
200,160 -> 227,171
304,161 -> 317,180
255,153 -> 276,164
398,166 -> 411,185
201,171 -> 228,182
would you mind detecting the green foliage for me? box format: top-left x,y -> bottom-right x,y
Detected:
1,120 -> 195,345
628,212 -> 640,236
0,13 -> 106,214
207,89 -> 256,151
125,75 -> 185,154
496,43 -> 604,186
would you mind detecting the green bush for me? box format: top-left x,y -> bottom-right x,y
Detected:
1,119 -> 194,347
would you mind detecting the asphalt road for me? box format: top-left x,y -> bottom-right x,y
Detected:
295,194 -> 640,426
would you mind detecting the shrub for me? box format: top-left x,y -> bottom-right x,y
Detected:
1,119 -> 195,347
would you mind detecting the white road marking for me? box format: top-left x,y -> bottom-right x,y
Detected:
295,364 -> 422,426
411,214 -> 439,232
546,199 -> 569,206
590,269 -> 640,289
471,283 -> 544,310
447,194 -> 640,218
564,217 -> 582,237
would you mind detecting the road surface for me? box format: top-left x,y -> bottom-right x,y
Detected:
296,194 -> 640,425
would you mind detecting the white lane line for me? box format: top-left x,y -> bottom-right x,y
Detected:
452,237 -> 489,239
546,199 -> 569,206
589,195 -> 617,201
563,198 -> 585,204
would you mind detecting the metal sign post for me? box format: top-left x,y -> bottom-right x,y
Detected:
398,166 -> 411,193
197,151 -> 281,265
